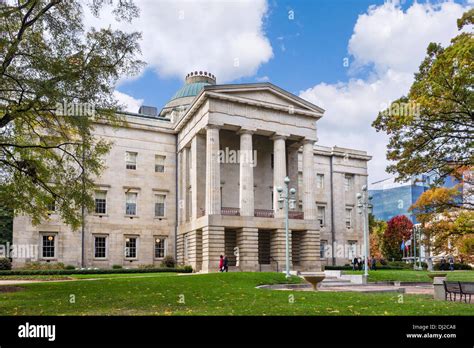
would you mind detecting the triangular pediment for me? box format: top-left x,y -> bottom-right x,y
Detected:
202,83 -> 325,115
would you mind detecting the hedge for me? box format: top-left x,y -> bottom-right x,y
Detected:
0,266 -> 193,276
434,263 -> 472,271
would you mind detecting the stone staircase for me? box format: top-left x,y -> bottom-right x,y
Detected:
319,275 -> 353,287
319,270 -> 366,287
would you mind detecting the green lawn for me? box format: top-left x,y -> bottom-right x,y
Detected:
0,272 -> 473,316
344,270 -> 474,283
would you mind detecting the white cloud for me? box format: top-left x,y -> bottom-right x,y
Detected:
348,1 -> 466,75
113,90 -> 143,113
84,0 -> 273,83
255,75 -> 270,82
300,1 -> 469,184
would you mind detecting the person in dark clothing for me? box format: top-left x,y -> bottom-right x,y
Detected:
449,257 -> 454,271
371,257 -> 377,270
440,257 -> 446,271
223,255 -> 229,272
352,257 -> 359,271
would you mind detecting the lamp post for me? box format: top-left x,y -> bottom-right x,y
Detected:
413,224 -> 423,270
277,176 -> 297,278
357,185 -> 372,278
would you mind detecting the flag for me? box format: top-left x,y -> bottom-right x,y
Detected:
400,240 -> 405,251
405,239 -> 412,247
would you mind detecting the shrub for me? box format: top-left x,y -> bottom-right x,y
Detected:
0,266 -> 193,276
138,264 -> 155,269
182,265 -> 193,273
0,257 -> 12,270
160,255 -> 176,268
65,265 -> 76,270
112,265 -> 123,269
23,262 -> 66,270
434,263 -> 472,270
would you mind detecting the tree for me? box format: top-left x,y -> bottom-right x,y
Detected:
0,0 -> 144,228
372,9 -> 473,194
369,213 -> 386,259
0,203 -> 12,245
410,187 -> 474,262
381,215 -> 413,261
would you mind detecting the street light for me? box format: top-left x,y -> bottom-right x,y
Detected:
277,176 -> 296,278
357,185 -> 372,278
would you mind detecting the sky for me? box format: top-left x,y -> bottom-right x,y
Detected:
84,0 -> 473,185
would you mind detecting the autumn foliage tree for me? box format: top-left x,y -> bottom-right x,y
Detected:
382,215 -> 413,261
369,214 -> 386,259
410,186 -> 474,263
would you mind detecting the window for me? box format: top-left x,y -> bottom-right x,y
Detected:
125,192 -> 137,215
345,208 -> 353,228
316,174 -> 324,189
41,234 -> 56,258
348,240 -> 357,259
125,151 -> 137,170
271,189 -> 274,209
94,191 -> 107,214
155,155 -> 165,173
154,237 -> 166,258
47,199 -> 56,212
320,240 -> 328,259
94,236 -> 107,258
125,237 -> 137,258
154,194 -> 165,217
317,206 -> 326,227
344,174 -> 353,192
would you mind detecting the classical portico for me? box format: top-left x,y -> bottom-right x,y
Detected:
175,76 -> 324,273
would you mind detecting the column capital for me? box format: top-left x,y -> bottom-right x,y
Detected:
301,138 -> 318,146
270,133 -> 289,141
237,127 -> 257,135
205,124 -> 221,131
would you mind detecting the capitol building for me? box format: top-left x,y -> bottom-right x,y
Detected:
13,72 -> 371,272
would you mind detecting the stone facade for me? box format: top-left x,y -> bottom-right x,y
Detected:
12,72 -> 371,272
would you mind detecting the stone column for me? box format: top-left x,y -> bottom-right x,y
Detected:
272,135 -> 287,218
205,125 -> 221,215
299,229 -> 321,271
236,227 -> 259,271
239,129 -> 254,217
186,230 -> 202,272
302,139 -> 317,220
202,226 -> 225,273
270,228 -> 291,270
177,151 -> 183,224
191,134 -> 206,219
182,147 -> 190,222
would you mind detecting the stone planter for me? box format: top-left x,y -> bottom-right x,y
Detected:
302,272 -> 326,290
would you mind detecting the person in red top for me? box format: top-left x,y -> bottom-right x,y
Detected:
218,255 -> 224,272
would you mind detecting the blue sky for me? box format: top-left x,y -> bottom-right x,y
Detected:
86,0 -> 472,183
116,0 -> 468,108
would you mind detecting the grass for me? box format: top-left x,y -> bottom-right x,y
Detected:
0,272 -> 473,316
343,270 -> 474,283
